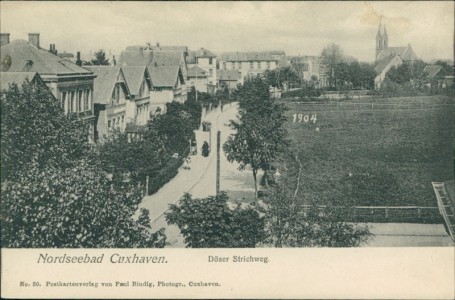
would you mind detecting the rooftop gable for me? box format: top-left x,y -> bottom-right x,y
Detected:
147,65 -> 183,88
121,66 -> 149,95
85,66 -> 130,104
187,66 -> 207,78
422,65 -> 446,78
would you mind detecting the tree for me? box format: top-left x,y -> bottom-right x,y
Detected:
1,161 -> 166,248
263,181 -> 371,247
165,192 -> 265,248
224,76 -> 289,199
434,60 -> 454,75
321,43 -> 345,89
90,49 -> 110,66
1,82 -> 90,181
148,101 -> 196,155
96,130 -> 167,183
265,67 -> 300,90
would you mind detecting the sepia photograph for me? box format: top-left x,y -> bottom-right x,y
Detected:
1,1 -> 454,299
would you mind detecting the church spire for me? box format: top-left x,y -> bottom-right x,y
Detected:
383,24 -> 388,48
376,16 -> 385,60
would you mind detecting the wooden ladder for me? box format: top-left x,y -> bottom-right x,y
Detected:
432,182 -> 455,241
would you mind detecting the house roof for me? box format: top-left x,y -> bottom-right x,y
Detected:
85,66 -> 128,104
118,49 -> 154,66
187,66 -> 207,78
118,48 -> 183,68
422,65 -> 446,78
219,52 -> 280,62
217,69 -> 242,81
0,40 -> 92,76
151,50 -> 183,67
121,66 -> 148,95
147,65 -> 182,88
377,45 -> 417,61
0,71 -> 38,90
374,55 -> 402,74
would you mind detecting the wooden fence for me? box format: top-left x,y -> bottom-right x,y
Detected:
301,205 -> 443,224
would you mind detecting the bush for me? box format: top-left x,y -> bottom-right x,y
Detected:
147,157 -> 183,195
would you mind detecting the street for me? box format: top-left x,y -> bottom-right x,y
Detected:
139,102 -> 257,247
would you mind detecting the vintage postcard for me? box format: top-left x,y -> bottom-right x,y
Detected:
1,1 -> 454,299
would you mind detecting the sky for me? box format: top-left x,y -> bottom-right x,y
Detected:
1,1 -> 453,63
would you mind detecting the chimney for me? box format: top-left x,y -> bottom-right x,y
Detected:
1,33 -> 10,47
53,44 -> 57,55
49,43 -> 53,52
112,55 -> 116,66
156,42 -> 160,48
76,52 -> 82,66
28,33 -> 40,48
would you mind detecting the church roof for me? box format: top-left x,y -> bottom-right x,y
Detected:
374,55 -> 402,74
1,40 -> 93,76
377,46 -> 417,61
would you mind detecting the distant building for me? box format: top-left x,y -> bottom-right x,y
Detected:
217,69 -> 242,90
118,43 -> 188,101
289,55 -> 329,88
187,66 -> 209,93
0,33 -> 96,139
374,18 -> 418,88
187,48 -> 217,90
85,66 -> 132,142
218,51 -> 283,83
422,65 -> 450,88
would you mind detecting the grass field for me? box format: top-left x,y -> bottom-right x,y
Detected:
282,96 -> 454,208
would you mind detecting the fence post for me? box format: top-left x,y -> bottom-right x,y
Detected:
145,176 -> 149,196
385,208 -> 389,219
418,208 -> 421,219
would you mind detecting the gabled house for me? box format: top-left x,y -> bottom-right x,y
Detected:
422,65 -> 450,88
85,66 -> 131,142
118,44 -> 188,100
122,66 -> 153,125
187,48 -> 217,89
147,65 -> 186,109
0,33 -> 96,139
187,66 -> 208,93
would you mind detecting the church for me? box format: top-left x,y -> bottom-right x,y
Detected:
374,18 -> 418,89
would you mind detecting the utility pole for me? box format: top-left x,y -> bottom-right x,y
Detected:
216,131 -> 221,195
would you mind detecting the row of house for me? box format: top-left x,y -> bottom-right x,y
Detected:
0,33 -> 186,142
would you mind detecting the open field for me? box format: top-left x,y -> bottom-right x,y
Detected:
282,96 -> 454,209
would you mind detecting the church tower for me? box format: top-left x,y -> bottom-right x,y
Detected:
375,17 -> 388,61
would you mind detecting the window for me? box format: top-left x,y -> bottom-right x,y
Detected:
209,69 -> 213,77
223,62 -> 226,70
87,90 -> 92,111
250,62 -> 253,69
209,58 -> 213,65
239,62 -> 242,69
257,62 -> 261,69
267,62 -> 271,69
112,85 -> 119,105
108,120 -> 111,130
231,62 -> 235,69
